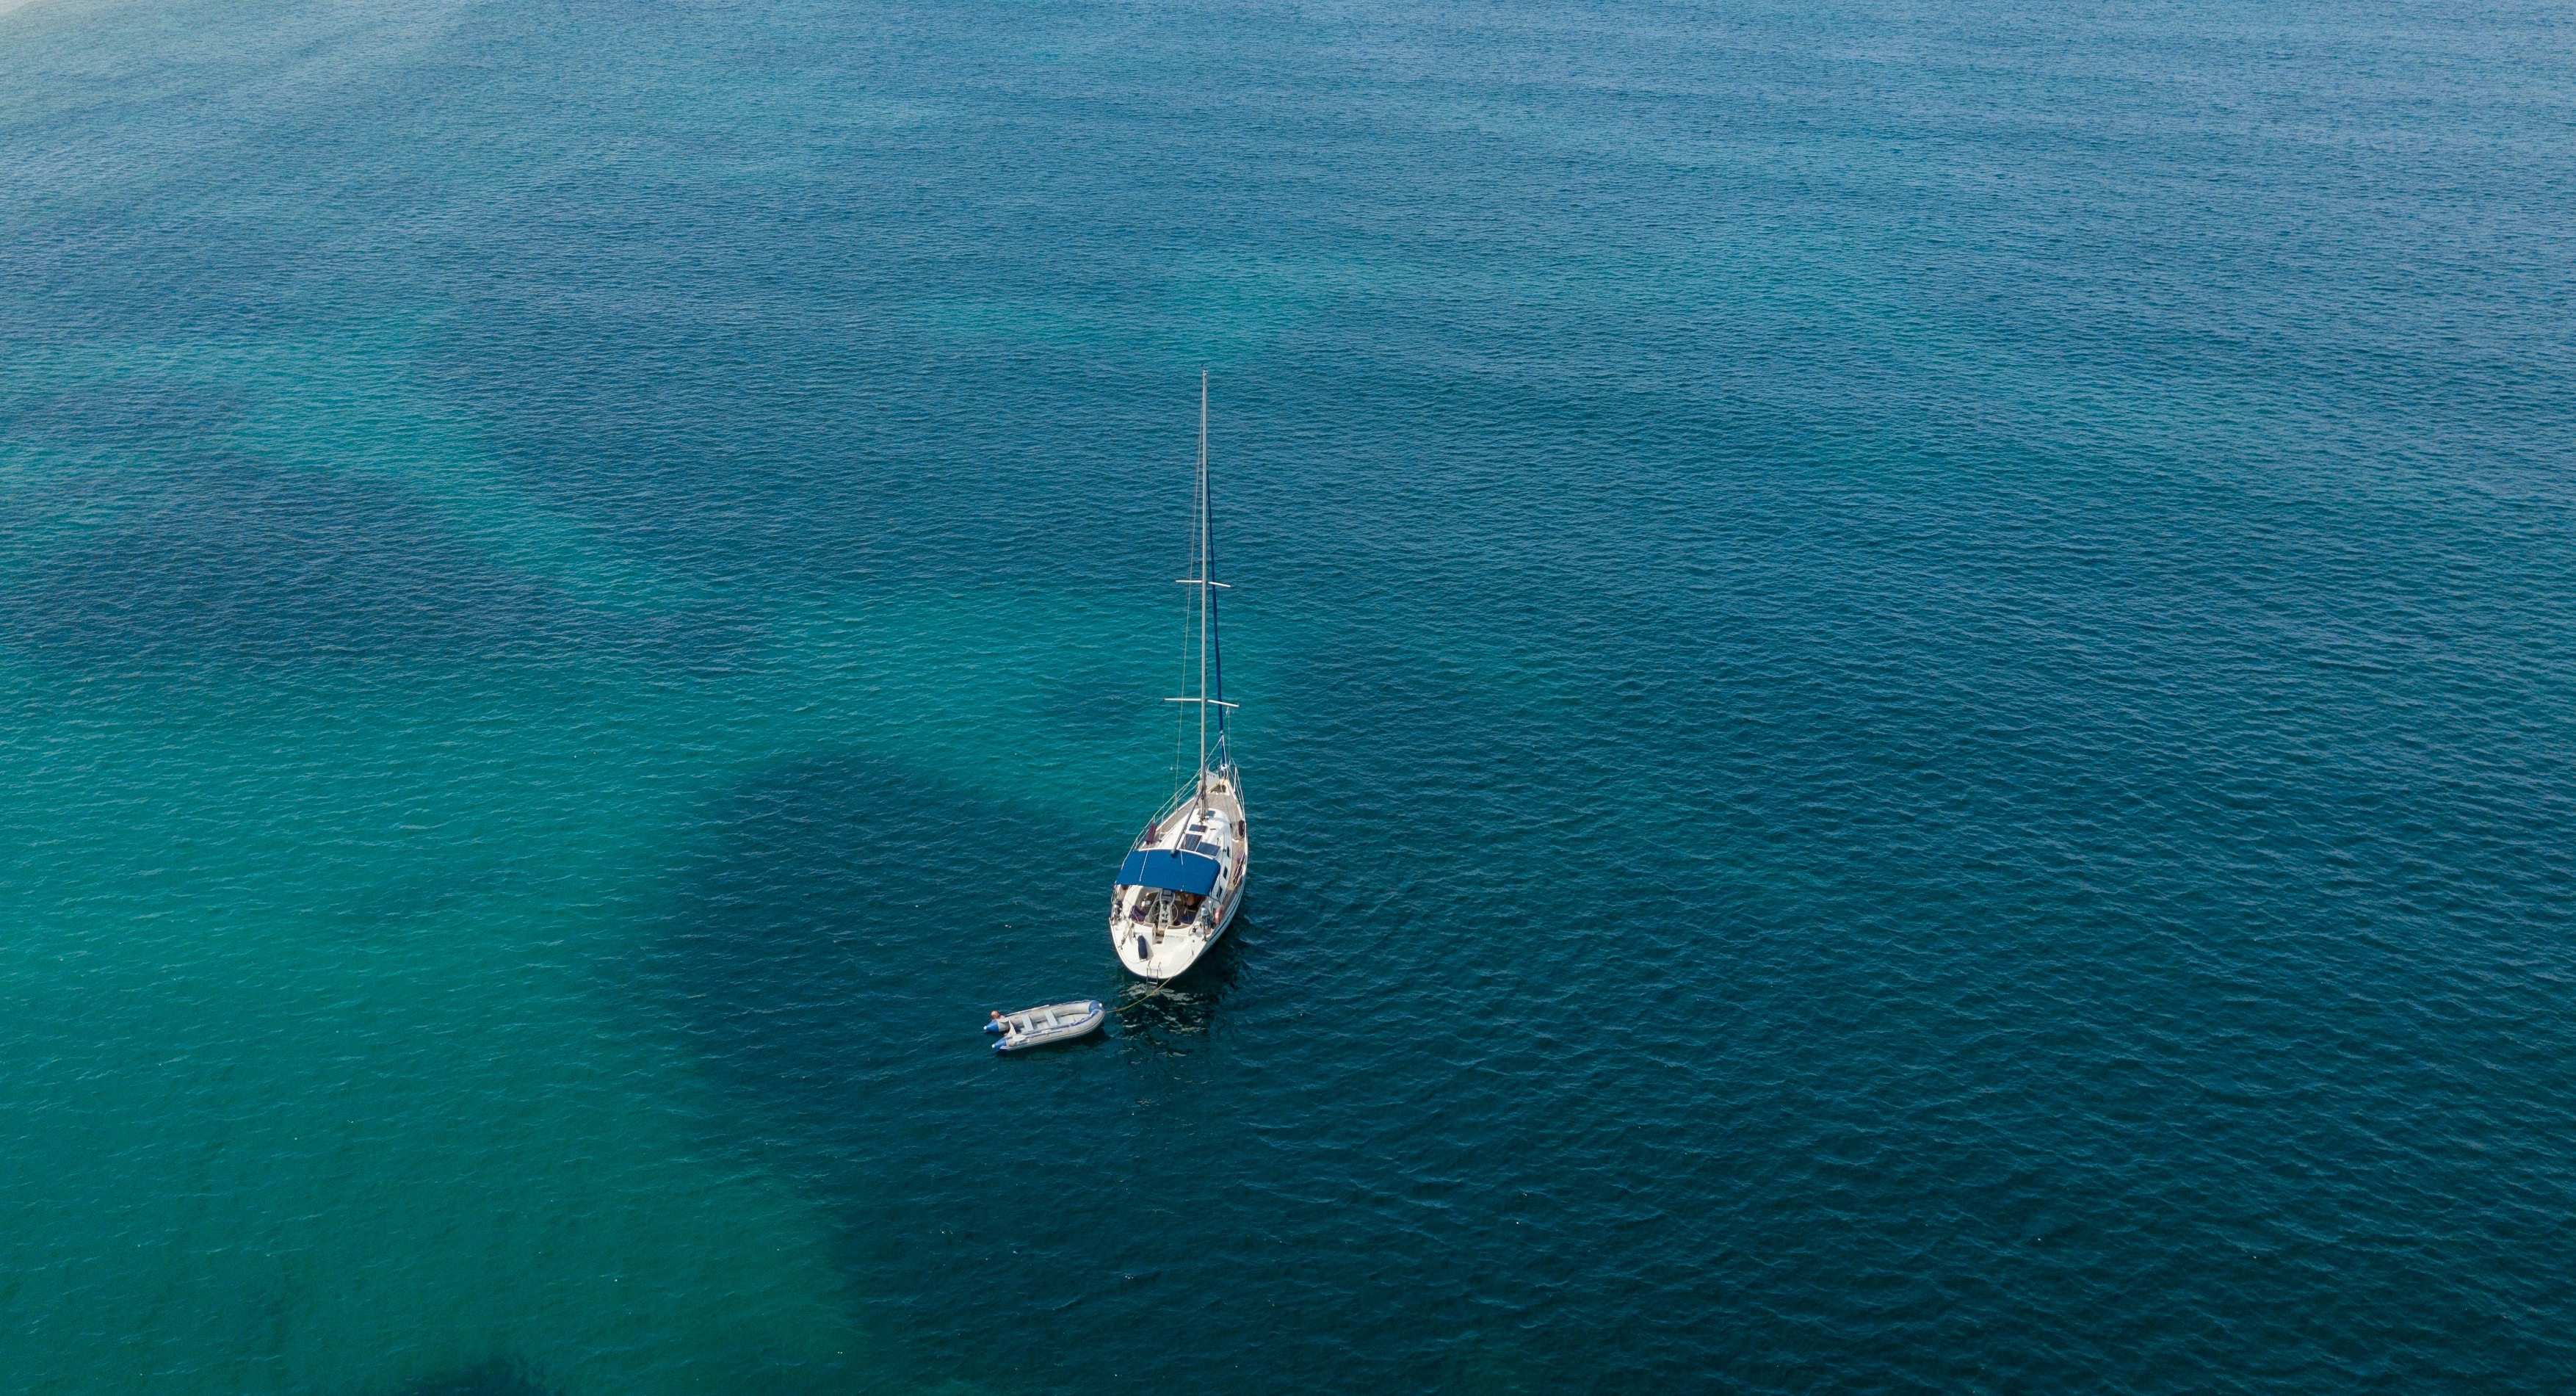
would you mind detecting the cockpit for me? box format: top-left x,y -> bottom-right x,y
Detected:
1116,836 -> 1225,930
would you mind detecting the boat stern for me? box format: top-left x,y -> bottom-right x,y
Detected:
1113,922 -> 1207,980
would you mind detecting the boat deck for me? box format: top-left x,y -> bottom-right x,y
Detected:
1114,781 -> 1247,979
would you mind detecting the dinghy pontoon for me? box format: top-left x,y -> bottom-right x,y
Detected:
987,1000 -> 1106,1053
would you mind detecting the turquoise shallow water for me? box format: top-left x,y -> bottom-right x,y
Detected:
5,0 -> 2575,1392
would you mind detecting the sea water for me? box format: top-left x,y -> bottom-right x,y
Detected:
3,0 -> 2573,1391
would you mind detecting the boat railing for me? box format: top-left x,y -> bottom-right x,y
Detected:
1138,762 -> 1244,839
1135,786 -> 1198,847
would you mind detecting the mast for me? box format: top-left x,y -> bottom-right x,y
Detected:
1196,369 -> 1209,800
1164,372 -> 1232,808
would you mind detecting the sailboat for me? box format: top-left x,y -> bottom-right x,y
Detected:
1111,373 -> 1248,980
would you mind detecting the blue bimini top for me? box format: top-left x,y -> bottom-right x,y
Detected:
1117,848 -> 1221,896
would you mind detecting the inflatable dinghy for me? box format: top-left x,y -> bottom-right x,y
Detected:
988,1000 -> 1105,1053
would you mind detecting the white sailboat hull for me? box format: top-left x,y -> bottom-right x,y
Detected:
1113,372 -> 1245,983
1110,776 -> 1248,981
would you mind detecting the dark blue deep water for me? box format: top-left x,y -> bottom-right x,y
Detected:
4,1 -> 2575,1392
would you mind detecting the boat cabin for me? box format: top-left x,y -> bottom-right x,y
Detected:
1115,809 -> 1234,931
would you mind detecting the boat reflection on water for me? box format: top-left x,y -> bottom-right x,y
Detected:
1112,919 -> 1249,1055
